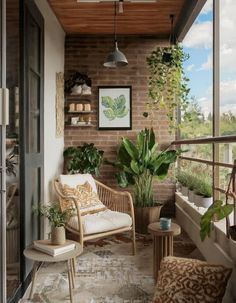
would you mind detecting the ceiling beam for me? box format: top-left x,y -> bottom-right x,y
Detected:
175,0 -> 207,42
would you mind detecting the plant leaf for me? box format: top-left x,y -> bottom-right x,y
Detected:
122,138 -> 139,161
103,108 -> 116,120
102,96 -> 115,109
116,107 -> 129,118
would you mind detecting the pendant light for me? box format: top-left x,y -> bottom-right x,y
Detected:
103,1 -> 128,68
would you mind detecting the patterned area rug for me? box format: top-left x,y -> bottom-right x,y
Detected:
20,231 -> 204,303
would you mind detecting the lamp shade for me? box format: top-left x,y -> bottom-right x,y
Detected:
104,41 -> 128,68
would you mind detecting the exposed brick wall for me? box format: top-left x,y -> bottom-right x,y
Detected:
64,35 -> 176,207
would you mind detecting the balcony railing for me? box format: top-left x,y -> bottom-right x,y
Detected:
171,135 -> 236,226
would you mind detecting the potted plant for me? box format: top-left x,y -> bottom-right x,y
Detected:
105,128 -> 182,233
35,203 -> 73,245
194,177 -> 213,208
176,171 -> 189,196
186,173 -> 197,203
200,163 -> 236,242
200,200 -> 234,241
63,143 -> 104,176
144,45 -> 190,132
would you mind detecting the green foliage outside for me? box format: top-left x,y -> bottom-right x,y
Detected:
102,95 -> 128,121
181,99 -> 236,161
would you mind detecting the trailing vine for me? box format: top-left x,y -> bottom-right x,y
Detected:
144,44 -> 190,132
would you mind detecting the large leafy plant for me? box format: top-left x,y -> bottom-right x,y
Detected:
106,128 -> 181,207
102,95 -> 128,121
64,143 -> 104,176
200,200 -> 233,241
144,44 -> 190,132
200,164 -> 236,241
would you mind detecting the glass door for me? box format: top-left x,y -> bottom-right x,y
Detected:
6,0 -> 21,301
0,0 -> 21,302
0,1 -> 44,301
0,0 -> 8,302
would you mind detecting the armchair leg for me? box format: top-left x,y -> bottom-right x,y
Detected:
79,234 -> 84,251
132,228 -> 136,255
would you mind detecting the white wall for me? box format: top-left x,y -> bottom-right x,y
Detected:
34,0 -> 65,235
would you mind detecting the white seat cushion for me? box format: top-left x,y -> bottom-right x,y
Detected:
59,173 -> 97,193
68,209 -> 132,235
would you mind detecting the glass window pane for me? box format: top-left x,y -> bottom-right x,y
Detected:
220,0 -> 236,135
182,0 -> 213,139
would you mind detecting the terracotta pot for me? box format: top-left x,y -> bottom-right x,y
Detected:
135,205 -> 163,234
51,226 -> 66,245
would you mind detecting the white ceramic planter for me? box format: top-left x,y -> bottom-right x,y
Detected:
181,186 -> 188,197
176,182 -> 182,193
188,190 -> 195,203
193,192 -> 201,206
198,196 -> 213,208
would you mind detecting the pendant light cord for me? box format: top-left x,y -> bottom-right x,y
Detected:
170,14 -> 176,45
114,1 -> 117,44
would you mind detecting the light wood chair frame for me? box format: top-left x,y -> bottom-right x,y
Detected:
54,179 -> 136,255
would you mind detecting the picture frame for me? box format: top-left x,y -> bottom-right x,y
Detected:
98,86 -> 132,130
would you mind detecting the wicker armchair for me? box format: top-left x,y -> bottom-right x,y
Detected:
54,179 -> 136,254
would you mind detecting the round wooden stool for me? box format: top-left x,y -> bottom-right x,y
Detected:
148,222 -> 181,281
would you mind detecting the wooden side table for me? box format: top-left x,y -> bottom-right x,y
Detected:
148,222 -> 181,281
24,240 -> 83,303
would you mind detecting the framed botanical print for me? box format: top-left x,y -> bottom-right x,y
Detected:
98,86 -> 132,130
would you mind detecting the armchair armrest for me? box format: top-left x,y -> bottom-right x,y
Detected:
95,180 -> 134,216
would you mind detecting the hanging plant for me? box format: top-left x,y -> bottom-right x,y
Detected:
144,44 -> 190,132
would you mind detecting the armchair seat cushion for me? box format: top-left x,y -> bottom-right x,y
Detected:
68,209 -> 132,235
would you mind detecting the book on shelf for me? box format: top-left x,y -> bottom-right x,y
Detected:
33,240 -> 75,257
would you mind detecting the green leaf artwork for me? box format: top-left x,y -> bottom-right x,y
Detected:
102,94 -> 129,121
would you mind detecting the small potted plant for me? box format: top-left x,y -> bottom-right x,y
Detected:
186,173 -> 196,203
63,143 -> 104,176
194,177 -> 213,208
200,200 -> 234,241
200,164 -> 236,242
35,203 -> 73,245
176,171 -> 189,196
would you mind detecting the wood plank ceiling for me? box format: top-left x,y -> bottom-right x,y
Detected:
47,0 -> 194,38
